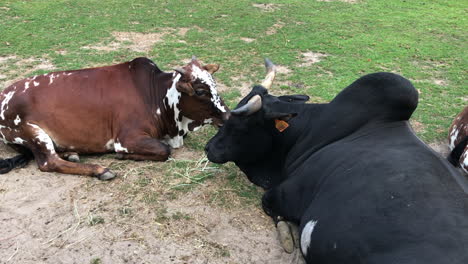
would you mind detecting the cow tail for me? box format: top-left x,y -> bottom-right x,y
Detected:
448,136 -> 468,167
0,153 -> 33,174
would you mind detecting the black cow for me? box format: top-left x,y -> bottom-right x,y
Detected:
205,64 -> 468,263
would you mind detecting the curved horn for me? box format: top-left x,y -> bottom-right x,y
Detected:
174,67 -> 187,75
231,95 -> 262,116
261,58 -> 276,89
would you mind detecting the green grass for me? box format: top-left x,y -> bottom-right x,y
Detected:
1,0 -> 466,201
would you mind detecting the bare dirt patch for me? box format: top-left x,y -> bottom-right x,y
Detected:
432,79 -> 448,86
299,51 -> 328,67
82,27 -> 203,53
276,65 -> 292,75
241,37 -> 256,43
252,3 -> 282,12
428,140 -> 450,158
0,143 -> 304,264
266,21 -> 285,36
82,31 -> 167,53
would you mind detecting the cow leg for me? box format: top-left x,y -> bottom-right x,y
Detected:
24,124 -> 114,180
114,135 -> 170,161
262,187 -> 301,253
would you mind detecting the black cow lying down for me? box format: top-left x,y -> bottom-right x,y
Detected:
205,64 -> 468,263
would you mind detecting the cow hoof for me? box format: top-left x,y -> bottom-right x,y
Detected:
98,171 -> 116,181
277,221 -> 294,254
67,154 -> 80,163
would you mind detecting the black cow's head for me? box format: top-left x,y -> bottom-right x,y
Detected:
175,56 -> 230,128
205,59 -> 309,164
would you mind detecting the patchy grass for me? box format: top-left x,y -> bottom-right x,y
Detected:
0,1 -> 465,261
0,0 -> 464,141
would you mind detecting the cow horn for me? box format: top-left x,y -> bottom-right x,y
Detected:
261,58 -> 276,89
174,67 -> 186,75
231,94 -> 262,116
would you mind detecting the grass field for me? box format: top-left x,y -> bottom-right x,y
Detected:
0,0 -> 466,263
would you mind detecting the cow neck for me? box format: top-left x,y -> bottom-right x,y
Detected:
157,72 -> 192,148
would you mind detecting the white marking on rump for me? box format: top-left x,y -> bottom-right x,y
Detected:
33,81 -> 39,87
461,150 -> 468,174
14,115 -> 21,125
105,139 -> 115,150
0,91 -> 15,120
114,140 -> 129,153
191,64 -> 226,113
301,220 -> 318,257
25,81 -> 30,90
13,137 -> 26,144
27,123 -> 56,153
449,125 -> 459,150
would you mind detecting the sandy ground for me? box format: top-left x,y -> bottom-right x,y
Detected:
0,139 -> 453,264
0,143 -> 307,264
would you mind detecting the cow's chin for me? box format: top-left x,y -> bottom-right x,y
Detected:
206,151 -> 229,164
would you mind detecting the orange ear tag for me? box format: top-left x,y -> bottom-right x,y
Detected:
275,119 -> 289,132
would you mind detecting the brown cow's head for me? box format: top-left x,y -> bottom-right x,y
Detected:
174,56 -> 230,128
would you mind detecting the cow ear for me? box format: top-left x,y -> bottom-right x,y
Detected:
265,112 -> 297,122
176,82 -> 195,96
278,95 -> 310,104
203,64 -> 220,74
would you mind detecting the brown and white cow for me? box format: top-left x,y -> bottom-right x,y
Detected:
0,57 -> 229,180
448,106 -> 468,174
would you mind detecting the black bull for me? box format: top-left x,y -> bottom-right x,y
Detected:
205,72 -> 468,263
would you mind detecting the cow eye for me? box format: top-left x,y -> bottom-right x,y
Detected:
195,89 -> 208,96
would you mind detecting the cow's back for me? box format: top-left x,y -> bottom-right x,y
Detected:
295,121 -> 468,263
0,62 -> 146,153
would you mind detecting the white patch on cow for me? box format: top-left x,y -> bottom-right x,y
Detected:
156,108 -> 161,115
14,115 -> 21,125
191,64 -> 226,113
33,81 -> 39,87
301,220 -> 318,257
461,151 -> 468,174
27,123 -> 56,153
162,73 -> 186,147
65,72 -> 73,76
180,116 -> 194,133
0,91 -> 15,120
162,135 -> 183,149
105,139 -> 115,151
69,146 -> 75,150
449,125 -> 459,150
24,81 -> 30,91
114,139 -> 129,153
12,137 -> 26,144
49,73 -> 57,85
